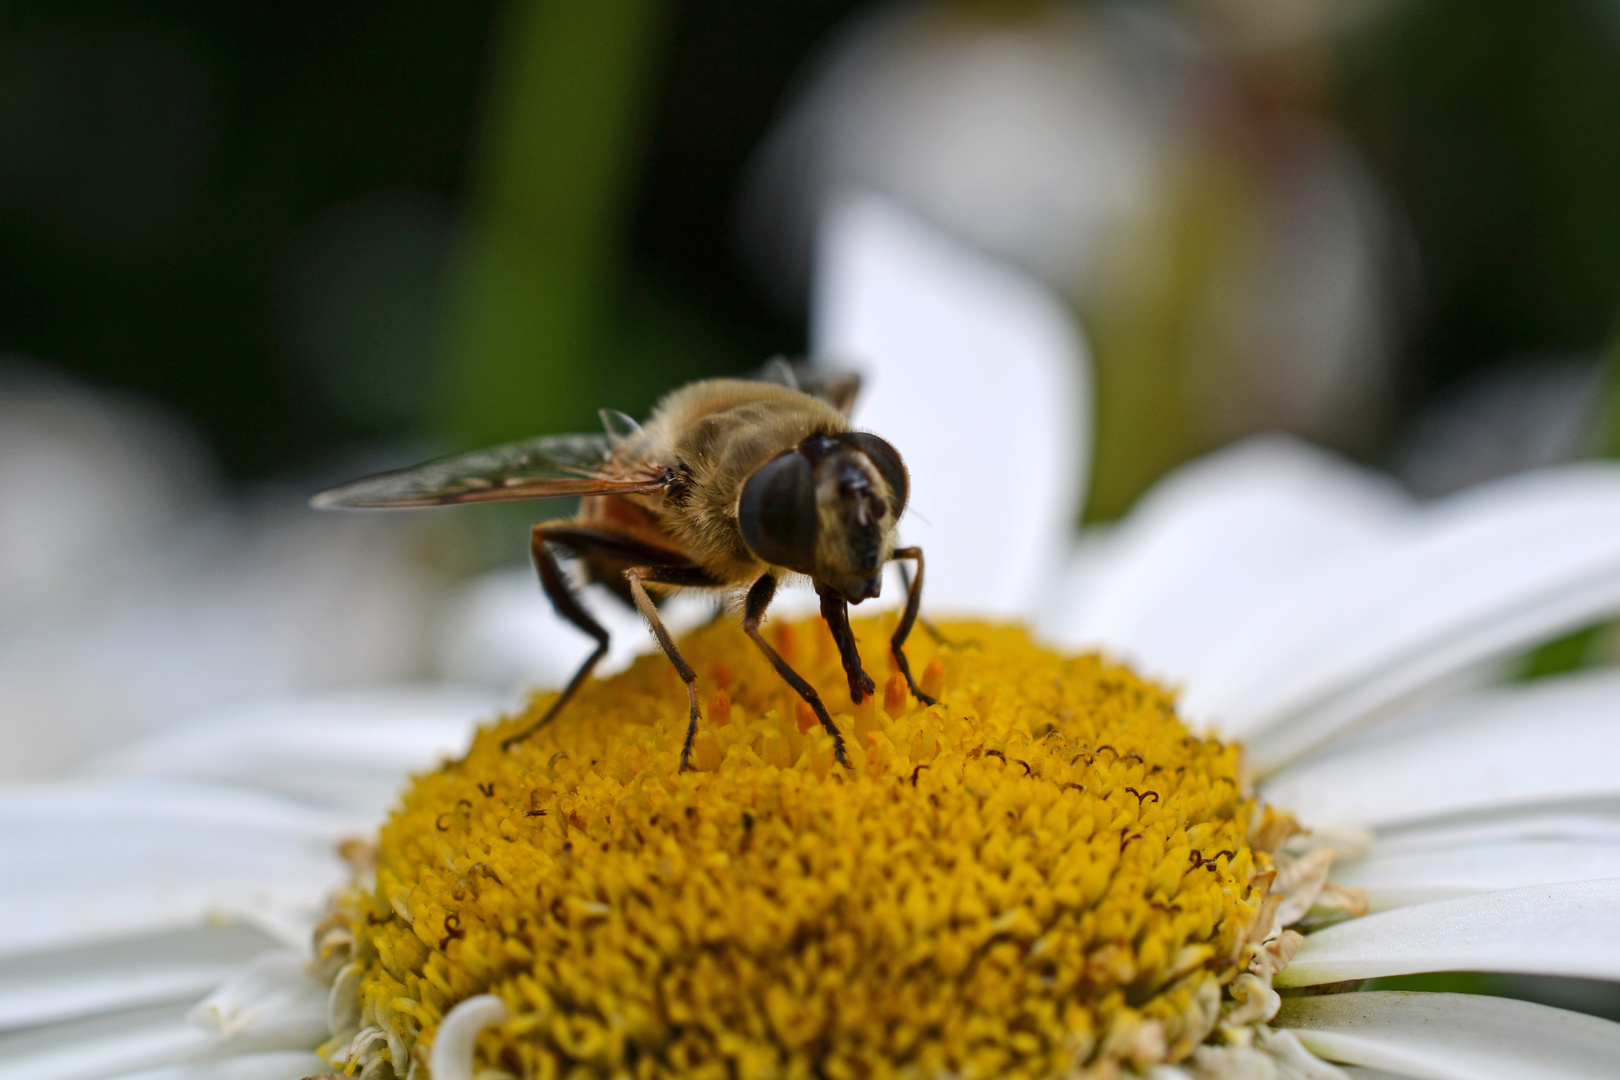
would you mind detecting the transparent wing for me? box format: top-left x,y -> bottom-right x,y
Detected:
310,432 -> 672,508
754,357 -> 862,416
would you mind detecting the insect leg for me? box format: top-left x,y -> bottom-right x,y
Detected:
623,567 -> 704,772
896,557 -> 953,646
890,546 -> 937,707
501,525 -> 718,752
744,575 -> 850,766
816,584 -> 875,703
501,524 -> 611,751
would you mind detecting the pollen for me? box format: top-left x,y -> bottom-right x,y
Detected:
332,616 -> 1274,1079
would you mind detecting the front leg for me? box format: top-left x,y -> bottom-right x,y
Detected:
817,585 -> 876,703
743,575 -> 850,767
890,546 -> 936,707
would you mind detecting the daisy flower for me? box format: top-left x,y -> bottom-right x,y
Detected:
4,193 -> 1619,1080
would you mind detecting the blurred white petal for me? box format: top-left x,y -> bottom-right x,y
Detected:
103,1051 -> 328,1080
1277,991 -> 1620,1080
739,3 -> 1401,453
0,1008 -> 325,1080
0,925 -> 279,1034
187,951 -> 326,1050
0,500 -> 444,781
1261,670 -> 1620,830
1277,879 -> 1620,987
812,190 -> 1088,616
85,685 -> 501,820
0,942 -> 326,1079
0,780 -> 349,958
738,3 -> 1170,311
1043,436 -> 1406,679
436,569 -> 720,694
0,1002 -> 211,1080
1176,464 -> 1620,759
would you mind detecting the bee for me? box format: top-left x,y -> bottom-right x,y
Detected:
312,361 -> 934,770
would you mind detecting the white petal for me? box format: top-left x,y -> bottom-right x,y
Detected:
1335,838 -> 1620,910
1256,1027 -> 1355,1079
1183,463 -> 1620,752
430,995 -> 508,1080
0,924 -> 279,1033
812,189 -> 1089,617
0,1004 -> 326,1080
1260,670 -> 1620,830
0,972 -> 221,1041
1276,991 -> 1620,1080
0,1002 -> 210,1080
0,501 -> 439,781
1044,436 -> 1406,681
0,779 -> 347,957
85,684 -> 501,821
437,570 -> 719,695
1275,878 -> 1620,987
104,1050 -> 328,1080
187,951 -> 327,1051
1248,570 -> 1620,773
1370,811 -> 1620,855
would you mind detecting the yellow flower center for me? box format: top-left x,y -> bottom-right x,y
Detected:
335,616 -> 1271,1079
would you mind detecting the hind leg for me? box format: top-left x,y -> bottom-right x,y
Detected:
501,526 -> 716,752
623,566 -> 714,771
500,524 -> 611,750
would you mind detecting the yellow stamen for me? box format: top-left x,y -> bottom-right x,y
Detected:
337,616 -> 1269,1079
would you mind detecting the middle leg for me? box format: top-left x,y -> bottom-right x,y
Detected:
624,567 -> 705,772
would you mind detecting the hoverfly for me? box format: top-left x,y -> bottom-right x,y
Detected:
311,361 -> 934,770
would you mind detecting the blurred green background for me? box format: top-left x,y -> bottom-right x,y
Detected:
2,0 -> 1619,496
0,0 -> 858,475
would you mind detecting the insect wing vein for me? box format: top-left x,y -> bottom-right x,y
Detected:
311,432 -> 666,508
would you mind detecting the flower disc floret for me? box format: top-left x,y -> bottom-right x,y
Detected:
335,617 -> 1270,1079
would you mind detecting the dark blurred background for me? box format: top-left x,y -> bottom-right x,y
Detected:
5,0 -> 1618,501
0,0 -> 800,476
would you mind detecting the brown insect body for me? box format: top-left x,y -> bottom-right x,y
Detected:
598,379 -> 861,585
312,363 -> 932,770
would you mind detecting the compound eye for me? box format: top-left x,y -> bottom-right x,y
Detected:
841,433 -> 908,519
738,450 -> 818,573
